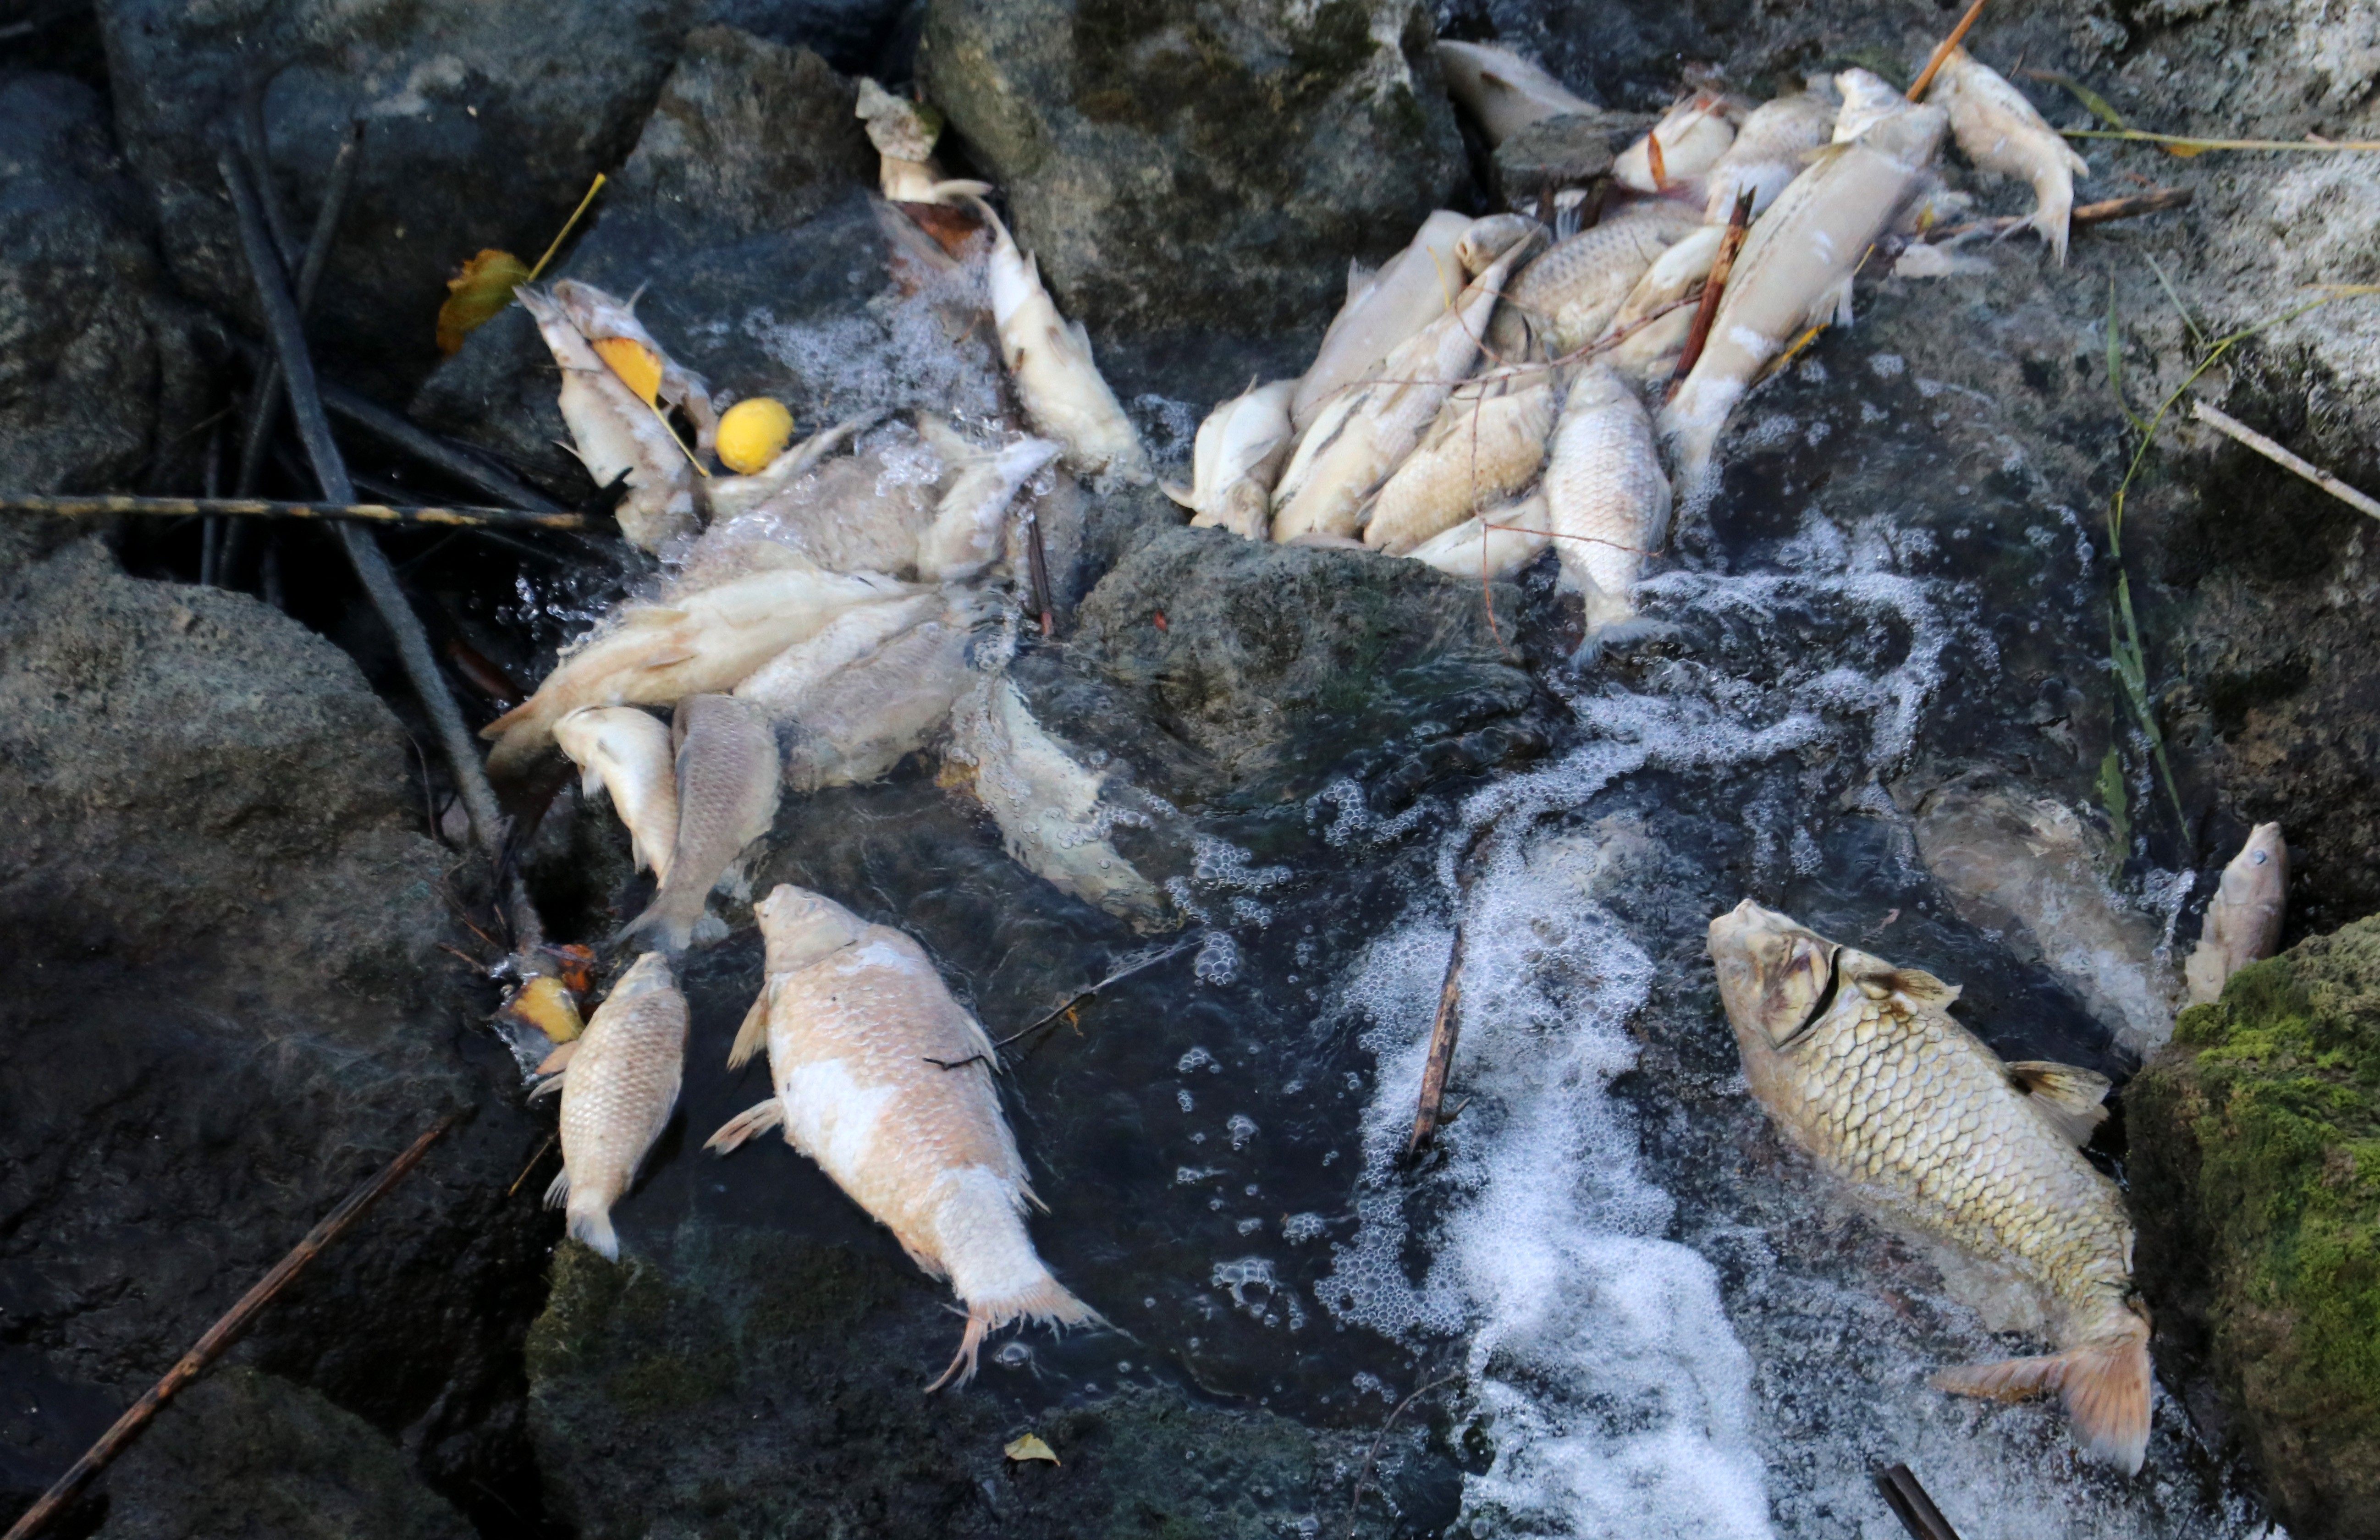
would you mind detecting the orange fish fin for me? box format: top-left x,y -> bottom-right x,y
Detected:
1932,1335 -> 2150,1474
533,1039 -> 581,1079
727,983 -> 773,1071
2005,1060 -> 2112,1145
1886,966 -> 1961,1006
705,1098 -> 784,1155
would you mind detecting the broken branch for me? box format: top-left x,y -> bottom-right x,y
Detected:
1405,926 -> 1467,1159
1668,186 -> 1756,400
0,493 -> 598,530
1874,1463 -> 1965,1540
1907,0 -> 1990,101
2191,398 -> 2380,523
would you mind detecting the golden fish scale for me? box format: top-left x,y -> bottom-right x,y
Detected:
1781,992 -> 2132,1312
559,980 -> 688,1204
1365,384 -> 1554,554
1497,214 -> 1697,355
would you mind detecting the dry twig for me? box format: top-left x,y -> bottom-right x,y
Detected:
1907,0 -> 1991,101
1405,928 -> 1467,1158
1874,1463 -> 1965,1540
2191,398 -> 2380,522
1,493 -> 596,530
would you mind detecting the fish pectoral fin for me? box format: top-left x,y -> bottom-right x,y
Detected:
2005,1060 -> 2113,1144
1933,1335 -> 2149,1475
634,647 -> 701,673
705,1098 -> 785,1155
1876,965 -> 1960,1007
1066,318 -> 1096,362
543,1166 -> 571,1208
727,986 -> 773,1071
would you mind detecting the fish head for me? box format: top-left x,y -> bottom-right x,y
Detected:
2219,822 -> 2290,908
755,884 -> 871,971
1562,362 -> 1633,412
1458,214 -> 1544,275
1862,101 -> 1948,170
1707,900 -> 1844,1053
607,949 -> 678,1001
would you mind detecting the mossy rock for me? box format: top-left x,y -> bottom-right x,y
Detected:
2128,916 -> 2380,1540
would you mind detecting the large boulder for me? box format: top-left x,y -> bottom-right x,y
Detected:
917,0 -> 1470,339
2127,918 -> 2380,1540
0,73 -> 213,495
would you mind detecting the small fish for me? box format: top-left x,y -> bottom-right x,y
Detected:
1402,490 -> 1554,580
1487,201 -> 1703,360
966,198 -> 1151,488
709,885 -> 1100,1386
551,280 -> 721,456
533,951 -> 689,1261
2184,823 -> 2288,1005
1544,364 -> 1670,652
1707,902 -> 2152,1473
1271,222 -> 1536,543
947,673 -> 1169,929
739,592 -> 988,791
1702,85 -> 1837,221
1363,367 -> 1556,556
1832,67 -> 1908,143
1927,47 -> 2091,265
920,434 -> 1063,582
554,706 -> 679,881
518,285 -> 695,552
1292,211 -> 1476,431
857,77 -> 992,207
1166,380 -> 1297,540
1661,105 -> 1946,488
1600,302 -> 1697,386
617,694 -> 781,952
735,592 -> 943,718
1435,39 -> 1599,147
1614,93 -> 1738,194
481,566 -> 923,776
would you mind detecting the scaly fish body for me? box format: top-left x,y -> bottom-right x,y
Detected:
518,286 -> 695,553
1403,490 -> 1553,579
1544,364 -> 1670,642
554,706 -> 679,881
1703,88 -> 1837,221
920,436 -> 1062,581
741,593 -> 987,791
1603,223 -> 1725,336
618,694 -> 781,952
1436,39 -> 1598,146
969,199 -> 1150,488
1291,211 -> 1474,431
552,279 -> 720,456
1168,380 -> 1296,540
1363,368 -> 1556,556
1928,47 -> 2090,264
704,413 -> 879,524
1614,94 -> 1738,193
1706,901 -> 2152,1473
734,592 -> 942,719
1661,105 -> 1946,486
1832,67 -> 1907,143
2185,823 -> 2289,1005
536,952 -> 688,1260
709,886 -> 1099,1385
1271,228 -> 1532,543
1602,302 -> 1697,386
1488,202 -> 1702,359
481,567 -> 923,776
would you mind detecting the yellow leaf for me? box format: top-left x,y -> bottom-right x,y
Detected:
592,336 -> 663,406
500,975 -> 583,1044
1003,1434 -> 1058,1465
436,249 -> 532,355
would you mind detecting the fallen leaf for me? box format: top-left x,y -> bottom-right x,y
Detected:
1003,1434 -> 1059,1465
436,248 -> 531,355
591,336 -> 663,406
499,974 -> 583,1044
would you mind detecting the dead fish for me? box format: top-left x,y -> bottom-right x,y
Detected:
704,412 -> 882,524
1487,201 -> 1703,360
709,885 -> 1100,1385
947,673 -> 1169,929
735,592 -> 943,720
1703,85 -> 1837,221
518,285 -> 696,553
1363,367 -> 1556,556
1456,213 -> 1543,275
1661,104 -> 1946,488
618,694 -> 781,952
1166,379 -> 1297,540
1436,38 -> 1598,146
1270,225 -> 1535,544
1927,47 -> 2091,265
1544,363 -> 1670,654
554,706 -> 679,882
1707,902 -> 2152,1474
1603,222 -> 1726,337
532,951 -> 688,1261
1601,302 -> 1697,387
1292,211 -> 1476,431
966,198 -> 1151,488
737,590 -> 987,790
920,435 -> 1063,581
1402,490 -> 1554,580
1614,93 -> 1738,194
2184,823 -> 2288,1005
1832,67 -> 1908,143
551,279 -> 721,455
481,566 -> 923,777
856,77 -> 992,207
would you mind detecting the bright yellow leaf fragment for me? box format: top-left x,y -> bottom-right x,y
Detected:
591,336 -> 664,406
436,248 -> 532,355
1003,1434 -> 1058,1465
500,974 -> 583,1044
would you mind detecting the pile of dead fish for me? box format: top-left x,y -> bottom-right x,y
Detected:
495,35 -> 2289,1441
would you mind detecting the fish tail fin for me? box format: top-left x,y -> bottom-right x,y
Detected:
483,716 -> 551,780
926,1276 -> 1104,1393
565,1199 -> 622,1262
705,1098 -> 786,1155
613,882 -> 699,955
2034,186 -> 2075,268
1571,614 -> 1672,670
1932,1334 -> 2150,1474
929,178 -> 994,203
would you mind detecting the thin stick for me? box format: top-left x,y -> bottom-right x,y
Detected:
0,1114 -> 457,1540
3,493 -> 595,530
1344,1373 -> 1461,1538
1906,0 -> 1990,101
1874,1463 -> 1964,1540
233,121 -> 365,501
2059,127 -> 2380,152
220,150 -> 509,863
1405,927 -> 1467,1159
1025,510 -> 1055,638
2191,399 -> 2380,522
526,173 -> 607,283
1925,186 -> 2191,243
1667,187 -> 1756,400
993,936 -> 1206,1050
507,1134 -> 557,1198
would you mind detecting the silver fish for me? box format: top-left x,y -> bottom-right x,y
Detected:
743,593 -> 990,791
1927,47 -> 2090,264
2184,823 -> 2288,1005
1614,94 -> 1738,194
533,951 -> 688,1260
1488,200 -> 1703,359
919,434 -> 1063,582
554,705 -> 679,882
619,694 -> 781,952
1544,364 -> 1671,649
517,285 -> 696,553
1435,39 -> 1598,147
551,279 -> 720,455
1292,211 -> 1476,431
709,885 -> 1099,1386
1832,67 -> 1907,143
1402,490 -> 1553,580
1362,367 -> 1556,556
1702,86 -> 1837,221
1165,379 -> 1297,540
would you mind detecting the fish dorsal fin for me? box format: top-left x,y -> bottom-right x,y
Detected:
1346,258 -> 1377,304
727,979 -> 775,1071
1067,318 -> 1096,362
1160,480 -> 1196,509
2005,1060 -> 2112,1145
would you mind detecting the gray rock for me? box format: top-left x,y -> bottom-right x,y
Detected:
699,0 -> 914,73
1489,108 -> 1640,203
89,1369 -> 470,1540
0,73 -> 213,495
917,0 -> 1470,338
